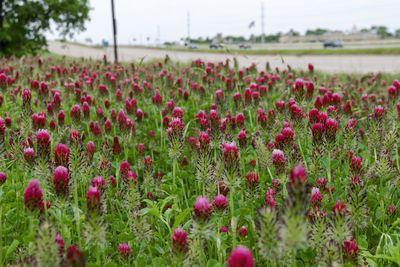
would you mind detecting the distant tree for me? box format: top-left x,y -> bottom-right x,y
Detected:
305,28 -> 328,36
214,33 -> 223,41
287,29 -> 300,37
0,0 -> 90,57
360,28 -> 370,33
376,26 -> 392,39
395,29 -> 400,38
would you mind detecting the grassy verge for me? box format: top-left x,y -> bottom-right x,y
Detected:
146,46 -> 400,56
54,40 -> 400,56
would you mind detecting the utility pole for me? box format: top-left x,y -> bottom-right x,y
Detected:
157,25 -> 160,45
261,2 -> 265,43
111,0 -> 118,63
187,12 -> 190,42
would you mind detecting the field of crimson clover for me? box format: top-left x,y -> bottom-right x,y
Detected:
0,55 -> 400,267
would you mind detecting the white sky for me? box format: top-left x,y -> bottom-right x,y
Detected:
46,0 -> 400,45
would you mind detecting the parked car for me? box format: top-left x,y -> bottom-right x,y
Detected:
209,42 -> 224,49
238,42 -> 252,49
323,40 -> 343,48
187,43 -> 197,49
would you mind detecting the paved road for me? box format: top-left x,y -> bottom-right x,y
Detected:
48,41 -> 400,74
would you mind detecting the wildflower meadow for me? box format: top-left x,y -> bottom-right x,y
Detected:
0,55 -> 400,266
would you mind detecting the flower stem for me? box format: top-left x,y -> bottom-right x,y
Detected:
327,150 -> 334,201
248,109 -> 253,129
73,182 -> 81,246
230,188 -> 236,248
0,206 -> 2,267
217,217 -> 222,264
96,246 -> 101,265
172,158 -> 176,188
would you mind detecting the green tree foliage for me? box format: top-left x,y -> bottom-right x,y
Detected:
305,28 -> 329,36
395,29 -> 400,38
287,29 -> 300,36
0,0 -> 90,57
371,25 -> 392,39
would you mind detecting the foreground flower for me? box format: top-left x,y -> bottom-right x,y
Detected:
167,117 -> 185,159
193,195 -> 212,221
310,187 -> 322,207
333,200 -> 347,217
67,245 -> 85,267
54,143 -> 70,167
311,123 -> 324,145
220,226 -> 228,234
0,172 -> 6,185
171,228 -> 188,254
237,130 -> 247,148
56,233 -> 65,257
87,186 -> 101,211
238,226 -> 248,238
316,177 -> 326,190
198,131 -> 210,150
213,194 -> 227,212
92,177 -> 106,191
222,142 -> 240,186
118,243 -> 131,258
265,188 -> 276,208
53,166 -> 69,196
388,205 -> 397,217
289,163 -> 307,188
217,181 -> 230,196
86,141 -> 95,160
24,179 -> 43,211
325,118 -> 338,144
222,142 -> 239,164
24,148 -> 35,163
343,238 -> 359,259
227,245 -> 254,267
36,129 -> 51,157
120,161 -> 131,180
245,172 -> 259,188
70,105 -> 81,125
112,136 -> 122,155
272,149 -> 285,174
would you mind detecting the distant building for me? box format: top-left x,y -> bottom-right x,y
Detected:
280,31 -> 379,43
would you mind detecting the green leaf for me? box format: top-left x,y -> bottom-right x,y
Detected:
206,259 -> 220,267
357,234 -> 368,249
104,262 -> 118,267
140,207 -> 161,221
365,258 -> 378,267
173,208 -> 192,229
6,239 -> 19,259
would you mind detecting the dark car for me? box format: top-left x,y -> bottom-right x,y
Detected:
323,40 -> 343,48
238,42 -> 252,49
210,42 -> 224,49
186,43 -> 197,49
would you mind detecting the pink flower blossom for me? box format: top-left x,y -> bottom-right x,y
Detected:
227,245 -> 254,267
213,194 -> 227,211
193,195 -> 212,221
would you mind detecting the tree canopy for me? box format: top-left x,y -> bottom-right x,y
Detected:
0,0 -> 90,57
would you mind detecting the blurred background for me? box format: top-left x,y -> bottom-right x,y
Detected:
45,0 -> 400,50
2,0 -> 400,72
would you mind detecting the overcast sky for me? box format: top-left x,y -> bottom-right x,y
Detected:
47,0 -> 400,45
